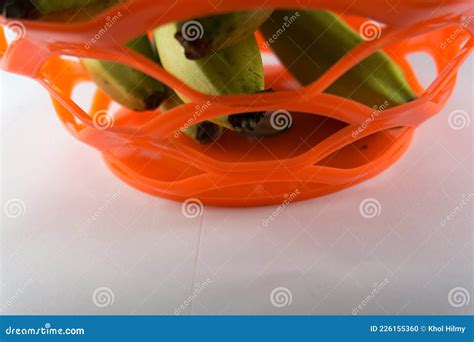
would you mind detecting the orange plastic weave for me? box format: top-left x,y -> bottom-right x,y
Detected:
0,0 -> 472,206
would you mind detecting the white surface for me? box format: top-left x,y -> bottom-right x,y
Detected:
1,54 -> 473,316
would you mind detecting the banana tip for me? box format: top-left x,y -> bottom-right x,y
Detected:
144,92 -> 166,111
195,122 -> 222,144
174,31 -> 211,60
228,112 -> 265,133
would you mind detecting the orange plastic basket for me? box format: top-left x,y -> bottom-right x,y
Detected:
0,0 -> 472,206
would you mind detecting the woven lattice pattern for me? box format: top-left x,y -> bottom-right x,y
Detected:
0,0 -> 472,206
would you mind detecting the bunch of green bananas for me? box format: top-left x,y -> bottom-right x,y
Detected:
260,10 -> 417,108
2,2 -> 417,144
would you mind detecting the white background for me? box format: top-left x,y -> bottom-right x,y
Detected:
1,52 -> 472,315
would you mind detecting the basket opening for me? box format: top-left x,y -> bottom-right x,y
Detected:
38,53 -> 170,132
404,52 -> 437,91
317,127 -> 407,170
106,115 -> 346,185
71,80 -> 96,115
170,112 -> 347,163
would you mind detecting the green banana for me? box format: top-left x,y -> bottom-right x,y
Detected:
154,22 -> 267,133
81,35 -> 167,112
2,1 -> 169,112
160,90 -> 224,144
1,0 -> 120,20
260,10 -> 417,108
175,10 -> 273,60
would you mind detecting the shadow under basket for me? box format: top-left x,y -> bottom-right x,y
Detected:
0,1 -> 472,206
